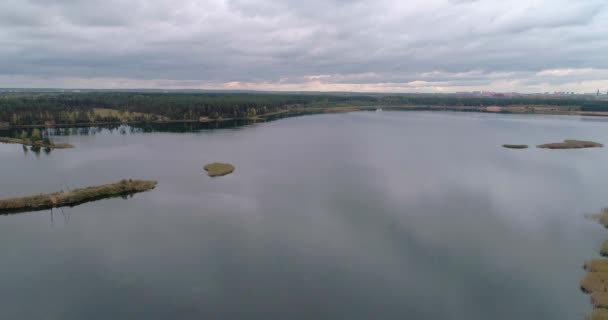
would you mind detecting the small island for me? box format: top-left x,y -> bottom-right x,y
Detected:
0,179 -> 157,214
204,163 -> 235,177
0,137 -> 73,149
538,140 -> 603,149
0,129 -> 73,149
503,144 -> 528,149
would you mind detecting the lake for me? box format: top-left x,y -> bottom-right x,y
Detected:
1,111 -> 607,319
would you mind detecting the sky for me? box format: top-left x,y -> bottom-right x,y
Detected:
1,0 -> 607,93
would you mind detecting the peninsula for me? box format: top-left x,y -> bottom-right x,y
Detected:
0,179 -> 157,214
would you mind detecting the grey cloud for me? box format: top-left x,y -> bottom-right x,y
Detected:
0,0 -> 607,91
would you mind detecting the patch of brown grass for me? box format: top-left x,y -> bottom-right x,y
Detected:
581,272 -> 608,293
592,293 -> 608,309
585,260 -> 608,273
588,309 -> 608,320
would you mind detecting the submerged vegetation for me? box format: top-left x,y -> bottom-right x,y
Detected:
0,179 -> 157,214
502,144 -> 528,149
537,140 -> 603,149
204,163 -> 235,177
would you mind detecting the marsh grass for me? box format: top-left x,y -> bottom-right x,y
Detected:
582,208 -> 608,316
585,260 -> 608,273
586,209 -> 608,228
581,271 -> 608,293
204,163 -> 235,177
0,179 -> 157,214
600,241 -> 608,257
502,144 -> 528,149
592,293 -> 608,309
588,309 -> 608,320
537,140 -> 603,149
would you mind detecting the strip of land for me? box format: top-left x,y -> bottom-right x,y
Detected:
3,105 -> 608,129
2,91 -> 608,129
502,144 -> 528,149
0,179 -> 157,214
538,140 -> 603,149
0,137 -> 73,149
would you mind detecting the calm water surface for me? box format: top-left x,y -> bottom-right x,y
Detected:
1,111 -> 607,319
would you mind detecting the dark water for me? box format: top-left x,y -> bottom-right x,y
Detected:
1,111 -> 607,319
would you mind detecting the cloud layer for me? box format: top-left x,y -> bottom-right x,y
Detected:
1,0 -> 607,92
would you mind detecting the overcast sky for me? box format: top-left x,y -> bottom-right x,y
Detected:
1,0 -> 607,92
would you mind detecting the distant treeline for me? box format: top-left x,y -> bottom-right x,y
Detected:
0,92 -> 606,125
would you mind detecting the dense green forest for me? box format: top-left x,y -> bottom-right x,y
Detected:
0,91 -> 606,126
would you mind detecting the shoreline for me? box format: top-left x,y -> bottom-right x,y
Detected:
2,105 -> 608,130
0,137 -> 74,149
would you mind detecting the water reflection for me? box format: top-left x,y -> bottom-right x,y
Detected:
17,144 -> 54,157
0,111 -> 318,139
0,120 -> 260,138
0,111 -> 607,320
30,145 -> 41,156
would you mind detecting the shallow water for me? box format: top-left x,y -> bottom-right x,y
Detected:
1,111 -> 607,319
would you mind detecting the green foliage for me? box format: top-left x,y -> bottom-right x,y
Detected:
0,91 -> 606,125
19,130 -> 28,140
31,128 -> 41,141
30,145 -> 41,155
